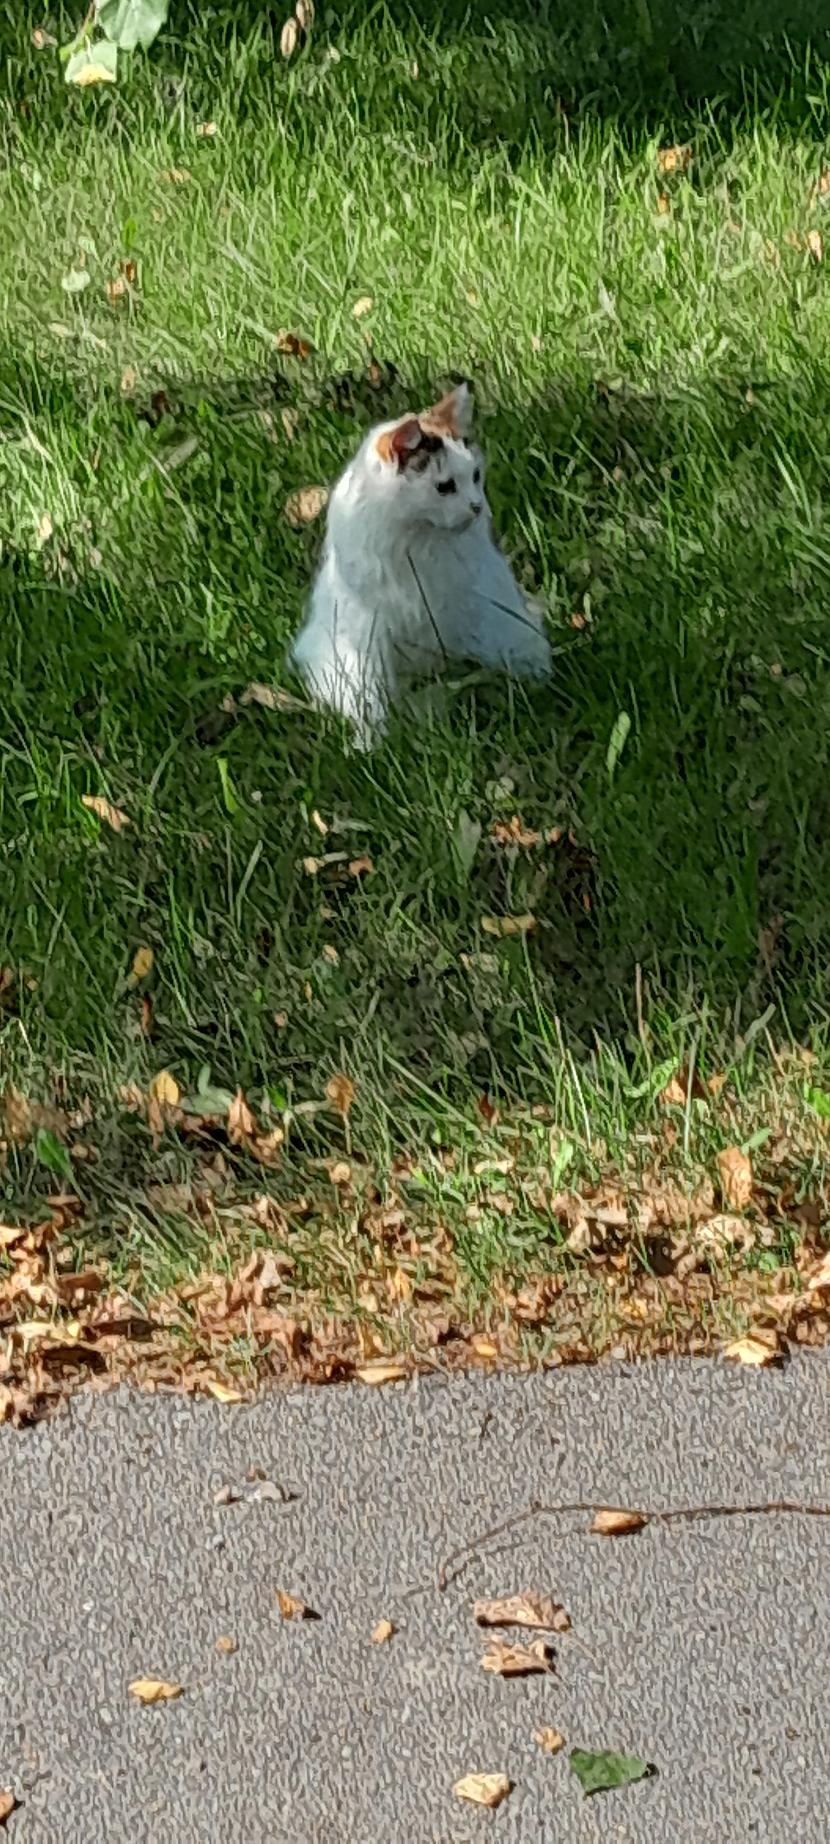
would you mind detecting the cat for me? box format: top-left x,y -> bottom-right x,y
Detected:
289,381 -> 552,748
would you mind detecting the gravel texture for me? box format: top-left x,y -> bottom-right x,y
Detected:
1,1355 -> 829,1842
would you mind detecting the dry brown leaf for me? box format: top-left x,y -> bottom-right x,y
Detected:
470,1334 -> 499,1360
204,1377 -> 245,1403
723,1331 -> 781,1368
348,854 -> 374,876
274,329 -> 313,359
717,1145 -> 753,1211
370,1618 -> 396,1644
240,681 -> 280,710
707,1072 -> 727,1097
657,143 -> 691,174
195,120 -> 217,138
807,1249 -> 830,1293
0,1790 -> 16,1824
535,1727 -> 565,1755
481,913 -> 536,937
329,1161 -> 352,1185
276,1589 -> 315,1621
473,1593 -> 570,1634
162,166 -> 192,185
120,364 -> 137,395
310,808 -> 328,835
660,1073 -> 686,1106
129,1677 -> 183,1704
37,510 -> 53,545
326,1072 -> 355,1117
285,484 -> 328,527
591,1507 -> 647,1537
295,0 -> 315,27
480,1637 -> 552,1677
0,1223 -> 26,1248
453,1773 -> 512,1810
82,794 -> 130,832
227,1088 -> 256,1143
131,945 -> 154,982
353,295 -> 373,318
697,1214 -> 755,1257
355,1361 -> 407,1385
148,1069 -> 180,1110
807,228 -> 824,262
657,190 -> 671,215
280,16 -> 299,57
216,1634 -> 236,1654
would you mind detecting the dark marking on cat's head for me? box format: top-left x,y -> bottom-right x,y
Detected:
375,417 -> 443,472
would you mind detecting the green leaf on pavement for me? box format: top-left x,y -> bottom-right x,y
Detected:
34,1129 -> 74,1181
97,0 -> 170,52
65,38 -> 118,84
570,1749 -> 652,1797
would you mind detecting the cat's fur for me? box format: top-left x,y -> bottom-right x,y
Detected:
289,382 -> 551,747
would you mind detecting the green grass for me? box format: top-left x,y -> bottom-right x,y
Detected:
1,1 -> 830,1317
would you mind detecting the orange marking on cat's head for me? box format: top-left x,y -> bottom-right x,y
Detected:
419,381 -> 472,441
375,416 -> 423,465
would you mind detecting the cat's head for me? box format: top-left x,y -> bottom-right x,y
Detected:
371,383 -> 485,532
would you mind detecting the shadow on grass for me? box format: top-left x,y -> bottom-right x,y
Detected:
2,335 -> 830,1119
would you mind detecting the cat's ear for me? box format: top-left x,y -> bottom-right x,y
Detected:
375,416 -> 424,467
419,382 -> 472,440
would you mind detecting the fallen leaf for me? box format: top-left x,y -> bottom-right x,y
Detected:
807,228 -> 824,262
276,1589 -> 316,1620
657,143 -> 691,174
355,1361 -> 407,1385
0,1790 -> 16,1824
120,364 -> 137,394
36,510 -> 53,545
535,1727 -> 565,1755
162,166 -> 192,185
481,914 -> 536,937
657,190 -> 671,215
481,1637 -> 552,1676
326,1072 -> 355,1117
280,16 -> 299,57
807,1249 -> 830,1292
370,1618 -> 396,1644
2,1087 -> 32,1143
353,295 -> 373,318
473,1592 -> 570,1634
196,120 -> 218,137
329,1160 -> 352,1185
240,681 -> 280,710
81,794 -> 130,832
285,484 -> 328,527
212,1483 -> 239,1506
453,1773 -> 512,1810
227,1088 -> 256,1143
570,1747 -> 652,1796
348,854 -> 374,876
0,1223 -> 26,1248
717,1145 -> 753,1211
281,405 -> 299,440
148,1069 -> 180,1109
660,1073 -> 686,1106
697,1214 -> 754,1257
470,1334 -> 499,1360
32,26 -> 57,48
106,275 -> 128,305
590,1508 -> 647,1537
295,0 -> 315,27
274,329 -> 313,359
723,1332 -> 781,1368
204,1377 -> 246,1403
311,808 -> 328,835
129,1677 -> 183,1705
216,1634 -> 236,1654
131,945 -> 154,982
303,856 -> 322,875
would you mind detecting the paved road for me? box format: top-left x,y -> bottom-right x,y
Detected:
1,1356 -> 829,1842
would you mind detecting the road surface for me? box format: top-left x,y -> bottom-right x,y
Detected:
1,1355 -> 829,1841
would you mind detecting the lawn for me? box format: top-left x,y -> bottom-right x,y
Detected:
1,1 -> 830,1408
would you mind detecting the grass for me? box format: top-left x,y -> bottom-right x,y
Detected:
1,1 -> 830,1377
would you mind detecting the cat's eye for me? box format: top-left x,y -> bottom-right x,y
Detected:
473,467 -> 481,484
436,479 -> 457,496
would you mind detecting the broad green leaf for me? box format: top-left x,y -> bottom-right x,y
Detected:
606,710 -> 631,778
216,757 -> 239,815
97,0 -> 169,52
570,1748 -> 652,1797
61,268 -> 91,294
65,38 -> 118,84
806,1085 -> 830,1119
34,1129 -> 74,1181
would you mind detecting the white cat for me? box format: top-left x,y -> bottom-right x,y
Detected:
289,382 -> 552,748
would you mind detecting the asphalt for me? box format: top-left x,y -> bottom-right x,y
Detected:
1,1354 -> 829,1843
